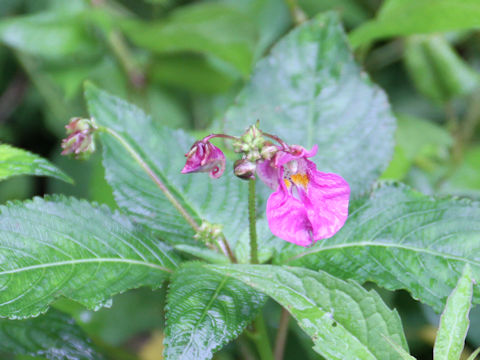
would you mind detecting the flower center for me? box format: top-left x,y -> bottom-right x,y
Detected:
291,173 -> 309,188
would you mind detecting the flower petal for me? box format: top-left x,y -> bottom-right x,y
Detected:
257,159 -> 279,190
266,187 -> 314,247
300,166 -> 350,241
275,145 -> 318,167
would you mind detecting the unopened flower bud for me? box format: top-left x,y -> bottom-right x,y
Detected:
234,159 -> 256,180
61,117 -> 96,159
194,220 -> 223,244
181,140 -> 225,179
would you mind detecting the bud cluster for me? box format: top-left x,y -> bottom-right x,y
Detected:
194,220 -> 223,244
61,117 -> 97,160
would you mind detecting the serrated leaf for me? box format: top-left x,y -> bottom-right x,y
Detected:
434,265 -> 474,360
223,12 -> 395,197
164,263 -> 265,360
0,309 -> 104,360
85,83 -> 248,246
0,196 -> 179,319
207,264 -> 408,360
277,183 -> 480,312
349,0 -> 480,47
120,3 -> 256,76
0,144 -> 72,183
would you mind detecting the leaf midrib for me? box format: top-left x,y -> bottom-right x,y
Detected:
0,258 -> 173,275
285,242 -> 480,266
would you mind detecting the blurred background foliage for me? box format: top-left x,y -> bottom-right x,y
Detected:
1,0 -> 480,359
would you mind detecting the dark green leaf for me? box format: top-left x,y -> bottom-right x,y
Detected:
0,309 -> 104,360
164,263 -> 265,360
0,144 -> 72,183
349,0 -> 480,47
207,264 -> 408,360
223,12 -> 396,196
121,3 -> 256,76
85,83 -> 248,246
277,183 -> 480,312
0,196 -> 179,319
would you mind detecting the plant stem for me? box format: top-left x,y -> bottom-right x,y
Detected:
248,179 -> 259,264
251,314 -> 274,360
107,30 -> 145,89
99,126 -> 200,231
274,308 -> 290,360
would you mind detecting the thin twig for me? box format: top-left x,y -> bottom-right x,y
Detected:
274,308 -> 290,360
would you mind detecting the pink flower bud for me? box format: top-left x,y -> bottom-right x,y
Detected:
181,141 -> 225,179
234,159 -> 256,180
61,117 -> 96,160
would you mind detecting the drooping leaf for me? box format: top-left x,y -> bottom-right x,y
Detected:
223,12 -> 396,197
207,264 -> 408,360
0,309 -> 104,360
434,265 -> 474,360
404,35 -> 480,103
349,0 -> 480,47
164,263 -> 265,360
120,2 -> 256,76
277,183 -> 480,312
85,83 -> 248,246
0,144 -> 72,183
0,196 -> 179,319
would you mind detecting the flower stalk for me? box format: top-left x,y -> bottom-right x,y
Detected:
248,179 -> 259,264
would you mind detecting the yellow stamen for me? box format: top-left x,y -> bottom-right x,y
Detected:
284,178 -> 291,189
291,173 -> 309,188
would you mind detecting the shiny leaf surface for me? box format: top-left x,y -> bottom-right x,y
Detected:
164,263 -> 265,360
207,264 -> 408,360
85,83 -> 248,246
0,144 -> 72,183
223,12 -> 395,197
0,309 -> 104,360
277,183 -> 480,312
0,196 -> 179,319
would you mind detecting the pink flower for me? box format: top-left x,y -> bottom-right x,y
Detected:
257,145 -> 350,247
181,141 -> 226,179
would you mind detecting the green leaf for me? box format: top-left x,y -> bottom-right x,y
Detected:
164,263 -> 265,360
0,144 -> 72,183
434,265 -> 474,360
85,83 -> 248,246
404,35 -> 480,103
440,146 -> 480,197
0,10 -> 99,60
467,347 -> 480,360
383,335 -> 417,360
120,3 -> 256,76
0,196 -> 179,319
0,309 -> 104,360
277,183 -> 480,312
207,264 -> 408,360
349,0 -> 480,47
298,0 -> 369,27
174,244 -> 230,265
223,12 -> 396,196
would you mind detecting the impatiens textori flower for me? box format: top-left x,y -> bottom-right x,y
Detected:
257,144 -> 350,247
181,140 -> 226,179
61,117 -> 96,159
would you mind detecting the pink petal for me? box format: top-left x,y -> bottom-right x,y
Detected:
275,145 -> 318,167
266,187 -> 314,247
256,160 -> 279,190
300,166 -> 350,241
